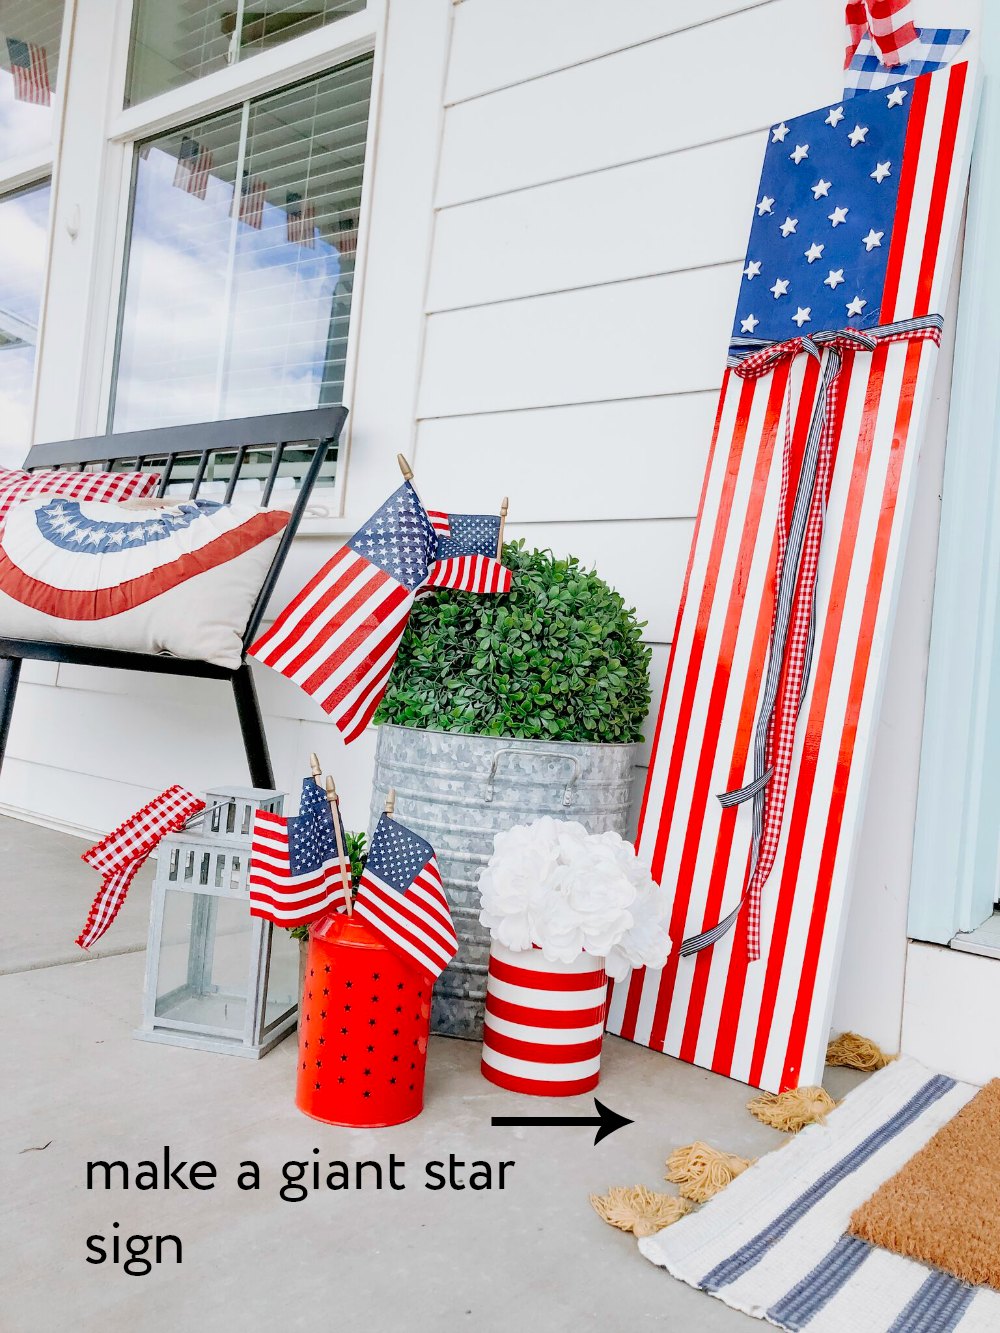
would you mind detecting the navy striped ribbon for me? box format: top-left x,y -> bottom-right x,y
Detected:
679,315 -> 943,959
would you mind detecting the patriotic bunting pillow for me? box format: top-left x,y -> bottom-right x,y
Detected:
0,497 -> 290,668
0,466 -> 159,528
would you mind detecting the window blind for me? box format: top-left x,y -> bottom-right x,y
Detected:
111,55 -> 373,498
126,0 -> 366,107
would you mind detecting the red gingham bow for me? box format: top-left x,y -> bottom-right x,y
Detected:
76,786 -> 204,949
845,0 -> 920,70
680,318 -> 942,961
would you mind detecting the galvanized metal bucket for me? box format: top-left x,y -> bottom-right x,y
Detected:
369,724 -> 637,1039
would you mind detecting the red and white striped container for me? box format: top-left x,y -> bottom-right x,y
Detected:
480,942 -> 608,1097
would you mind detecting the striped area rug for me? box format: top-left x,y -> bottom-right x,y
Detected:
639,1058 -> 1000,1331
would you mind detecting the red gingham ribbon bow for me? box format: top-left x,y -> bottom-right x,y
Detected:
76,785 -> 204,950
845,0 -> 920,70
680,317 -> 942,962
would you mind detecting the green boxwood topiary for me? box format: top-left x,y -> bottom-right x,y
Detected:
374,541 -> 652,744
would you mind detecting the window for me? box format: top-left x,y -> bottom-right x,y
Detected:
111,55 -> 372,437
0,178 -> 50,467
0,0 -> 65,163
126,0 -> 367,106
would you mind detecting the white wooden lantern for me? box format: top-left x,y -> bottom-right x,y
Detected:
135,786 -> 299,1058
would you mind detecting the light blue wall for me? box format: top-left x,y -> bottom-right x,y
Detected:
909,16 -> 1000,943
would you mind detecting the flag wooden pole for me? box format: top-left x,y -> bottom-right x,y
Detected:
325,775 -> 353,916
397,455 -> 414,482
496,497 -> 509,559
385,787 -> 396,819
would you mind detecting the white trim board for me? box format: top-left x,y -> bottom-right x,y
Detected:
902,941 -> 1000,1084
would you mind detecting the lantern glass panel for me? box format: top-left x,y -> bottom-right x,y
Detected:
154,889 -> 252,1033
263,925 -> 300,1034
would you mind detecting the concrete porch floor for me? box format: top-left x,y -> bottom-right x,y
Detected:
0,814 -> 866,1333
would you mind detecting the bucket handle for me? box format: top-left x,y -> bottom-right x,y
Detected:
483,749 -> 581,807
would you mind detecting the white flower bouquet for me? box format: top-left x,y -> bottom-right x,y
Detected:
477,816 -> 672,980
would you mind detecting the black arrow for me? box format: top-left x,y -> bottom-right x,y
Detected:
491,1097 -> 633,1145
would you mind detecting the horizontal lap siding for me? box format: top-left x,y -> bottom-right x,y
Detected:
415,396 -> 716,521
427,138 -> 763,311
444,0 -> 780,103
437,0 -> 842,206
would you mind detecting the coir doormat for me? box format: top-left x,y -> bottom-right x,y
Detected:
638,1058 -> 1000,1331
849,1078 -> 1000,1291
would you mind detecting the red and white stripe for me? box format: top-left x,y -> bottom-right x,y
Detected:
606,64 -> 976,1093
287,200 -> 317,247
9,40 -> 50,105
427,510 -> 450,535
0,467 -> 158,527
353,855 -> 457,981
239,175 -> 266,229
425,555 -> 512,594
249,544 -> 416,742
174,146 -> 213,200
482,944 -> 608,1097
335,222 -> 358,257
248,810 -> 348,927
845,0 -> 920,68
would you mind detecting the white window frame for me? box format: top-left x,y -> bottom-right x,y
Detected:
34,0 -> 387,526
0,0 -> 76,455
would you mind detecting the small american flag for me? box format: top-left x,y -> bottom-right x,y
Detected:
250,481 -> 438,742
77,786 -> 204,950
6,38 -> 50,106
335,217 -> 358,257
354,813 -> 457,981
287,192 -> 316,247
424,513 -> 512,594
249,777 -> 350,927
845,0 -> 919,69
239,170 -> 266,229
174,135 -> 213,199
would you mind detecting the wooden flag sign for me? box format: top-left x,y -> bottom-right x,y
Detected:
606,63 -> 978,1093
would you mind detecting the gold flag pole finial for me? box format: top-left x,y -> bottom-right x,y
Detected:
325,775 -> 354,917
385,787 -> 396,819
397,454 -> 414,482
309,752 -> 322,783
497,497 -> 509,559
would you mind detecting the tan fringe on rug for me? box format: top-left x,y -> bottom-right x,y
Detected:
589,1186 -> 692,1238
747,1086 -> 837,1132
665,1142 -> 755,1203
826,1031 -> 895,1071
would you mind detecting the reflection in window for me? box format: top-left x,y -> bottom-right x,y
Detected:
0,179 -> 50,468
126,0 -> 367,107
112,57 -> 372,439
0,0 -> 64,162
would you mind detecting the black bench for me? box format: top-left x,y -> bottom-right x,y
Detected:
0,405 -> 348,790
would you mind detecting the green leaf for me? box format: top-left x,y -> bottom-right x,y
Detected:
373,540 -> 652,744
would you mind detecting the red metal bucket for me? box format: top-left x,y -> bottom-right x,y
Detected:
295,912 -> 431,1127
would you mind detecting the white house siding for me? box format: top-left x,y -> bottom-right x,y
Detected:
0,0 -> 984,1056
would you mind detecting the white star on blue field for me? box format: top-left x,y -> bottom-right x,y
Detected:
288,778 -> 340,875
367,813 -> 432,894
346,482 -> 437,590
733,81 -> 911,345
435,513 -> 501,560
